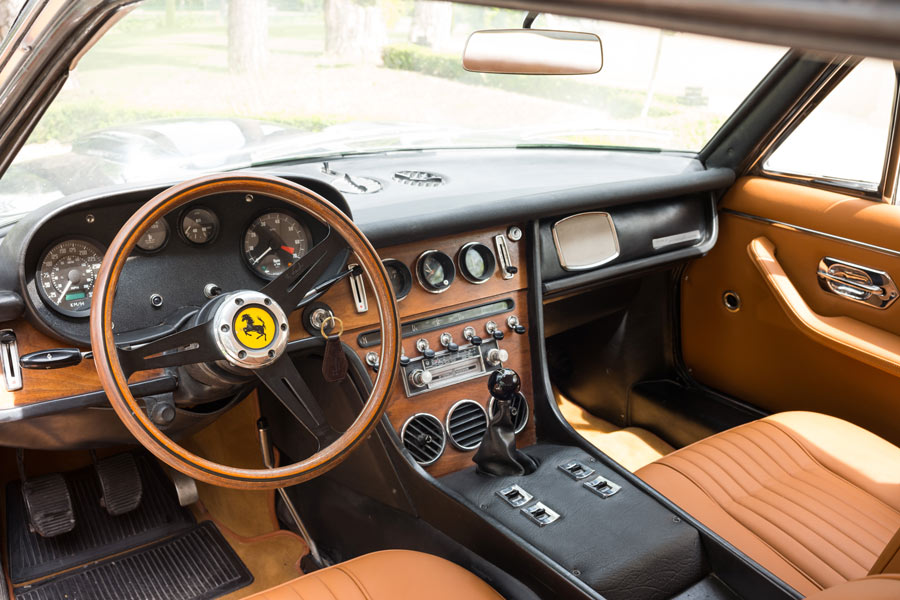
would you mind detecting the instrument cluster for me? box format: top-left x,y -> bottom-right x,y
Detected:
382,239 -> 505,301
35,205 -> 314,318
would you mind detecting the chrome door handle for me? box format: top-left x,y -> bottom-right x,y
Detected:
816,257 -> 898,309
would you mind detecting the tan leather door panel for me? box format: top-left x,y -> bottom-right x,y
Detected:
682,176 -> 900,444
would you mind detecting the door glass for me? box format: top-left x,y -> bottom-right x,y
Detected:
764,59 -> 896,187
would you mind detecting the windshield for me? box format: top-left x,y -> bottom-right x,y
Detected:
0,0 -> 785,217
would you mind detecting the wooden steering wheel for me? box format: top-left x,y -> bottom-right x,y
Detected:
90,173 -> 400,489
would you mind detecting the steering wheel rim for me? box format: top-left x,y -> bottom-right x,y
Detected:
90,173 -> 401,490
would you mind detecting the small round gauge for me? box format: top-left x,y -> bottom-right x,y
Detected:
37,238 -> 104,317
457,242 -> 496,284
136,218 -> 169,252
243,211 -> 311,279
382,258 -> 412,301
415,250 -> 455,294
180,207 -> 219,245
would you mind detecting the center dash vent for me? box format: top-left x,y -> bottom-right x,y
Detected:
393,170 -> 445,187
446,400 -> 488,451
401,413 -> 445,465
489,394 -> 530,434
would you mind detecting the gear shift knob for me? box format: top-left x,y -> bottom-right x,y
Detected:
488,368 -> 520,400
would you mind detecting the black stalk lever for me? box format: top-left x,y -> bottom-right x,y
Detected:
20,348 -> 89,370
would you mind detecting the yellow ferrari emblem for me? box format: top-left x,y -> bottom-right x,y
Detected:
234,305 -> 276,349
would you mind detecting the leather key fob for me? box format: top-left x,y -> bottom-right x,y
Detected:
322,334 -> 348,383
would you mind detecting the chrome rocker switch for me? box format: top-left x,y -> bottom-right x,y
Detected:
584,476 -> 621,499
558,460 -> 595,481
521,502 -> 560,527
496,484 -> 533,508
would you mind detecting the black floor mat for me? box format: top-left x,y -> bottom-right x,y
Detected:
6,453 -> 195,583
13,521 -> 252,600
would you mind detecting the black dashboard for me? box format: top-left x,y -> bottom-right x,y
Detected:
0,147 -> 729,346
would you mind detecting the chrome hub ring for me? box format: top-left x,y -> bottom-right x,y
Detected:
212,290 -> 289,369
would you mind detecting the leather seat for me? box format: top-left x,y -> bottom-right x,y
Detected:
636,412 -> 900,597
247,549 -> 503,599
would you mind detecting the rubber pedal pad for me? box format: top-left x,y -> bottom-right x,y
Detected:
21,474 -> 75,538
95,453 -> 143,516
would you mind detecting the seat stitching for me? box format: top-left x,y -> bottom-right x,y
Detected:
723,427 -> 894,544
694,436 -> 878,569
757,420 -> 900,520
738,424 -> 900,535
318,574 -> 340,600
647,461 -> 824,592
337,565 -> 375,600
673,448 -> 870,577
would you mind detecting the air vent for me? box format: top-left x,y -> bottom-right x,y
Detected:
401,413 -> 446,465
489,394 -> 530,434
446,400 -> 488,451
393,170 -> 445,187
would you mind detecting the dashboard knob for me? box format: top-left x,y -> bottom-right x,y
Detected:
423,348 -> 436,359
409,369 -> 433,388
492,330 -> 505,340
399,355 -> 410,366
471,336 -> 483,346
448,343 -> 459,352
487,348 -> 509,366
489,368 -> 520,400
514,325 -> 526,335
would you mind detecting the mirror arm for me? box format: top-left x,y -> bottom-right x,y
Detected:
523,11 -> 539,29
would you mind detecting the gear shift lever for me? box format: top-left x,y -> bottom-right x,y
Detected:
473,368 -> 537,476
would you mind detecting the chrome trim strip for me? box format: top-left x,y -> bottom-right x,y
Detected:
722,208 -> 900,259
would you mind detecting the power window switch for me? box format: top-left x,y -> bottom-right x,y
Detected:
584,476 -> 621,499
558,460 -> 595,481
496,484 -> 532,508
521,502 -> 560,527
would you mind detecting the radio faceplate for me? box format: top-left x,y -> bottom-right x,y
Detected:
402,339 -> 504,397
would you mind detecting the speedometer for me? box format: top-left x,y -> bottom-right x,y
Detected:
37,238 -> 104,317
242,212 -> 311,279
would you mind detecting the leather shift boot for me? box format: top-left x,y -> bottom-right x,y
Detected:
473,393 -> 537,476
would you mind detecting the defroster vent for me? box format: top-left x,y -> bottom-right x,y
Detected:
446,400 -> 488,451
401,413 -> 445,465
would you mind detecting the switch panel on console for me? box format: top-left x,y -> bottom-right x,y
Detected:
558,460 -> 596,481
584,476 -> 621,499
496,484 -> 533,508
521,502 -> 561,527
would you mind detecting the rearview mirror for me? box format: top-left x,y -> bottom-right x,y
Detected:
463,29 -> 603,75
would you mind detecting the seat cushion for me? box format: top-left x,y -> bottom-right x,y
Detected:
246,549 -> 503,599
636,412 -> 900,597
805,575 -> 900,599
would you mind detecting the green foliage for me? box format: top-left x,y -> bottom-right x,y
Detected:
29,102 -> 339,145
381,43 -> 679,120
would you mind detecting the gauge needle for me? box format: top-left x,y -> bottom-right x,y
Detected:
56,279 -> 72,305
252,247 -> 272,265
280,245 -> 295,254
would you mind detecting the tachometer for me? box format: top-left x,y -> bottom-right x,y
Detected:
243,211 -> 311,279
37,238 -> 104,317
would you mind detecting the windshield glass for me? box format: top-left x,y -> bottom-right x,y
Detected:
0,0 -> 785,217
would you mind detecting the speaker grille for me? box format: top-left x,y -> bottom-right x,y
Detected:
446,400 -> 488,451
400,413 -> 445,465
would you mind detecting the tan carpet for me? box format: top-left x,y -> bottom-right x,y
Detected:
556,391 -> 674,472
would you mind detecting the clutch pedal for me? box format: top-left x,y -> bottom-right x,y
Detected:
17,449 -> 75,537
95,452 -> 143,516
22,474 -> 76,537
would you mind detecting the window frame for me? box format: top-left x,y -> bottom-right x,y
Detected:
748,57 -> 900,203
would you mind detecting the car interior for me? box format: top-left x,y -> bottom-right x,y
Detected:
0,0 -> 899,599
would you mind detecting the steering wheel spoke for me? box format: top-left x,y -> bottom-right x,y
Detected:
255,355 -> 339,450
118,322 -> 219,375
261,228 -> 346,311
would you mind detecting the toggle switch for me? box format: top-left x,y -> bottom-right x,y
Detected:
496,484 -> 533,508
521,502 -> 560,527
558,460 -> 596,481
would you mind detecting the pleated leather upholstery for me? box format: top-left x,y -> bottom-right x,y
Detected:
637,412 -> 900,597
247,550 -> 503,600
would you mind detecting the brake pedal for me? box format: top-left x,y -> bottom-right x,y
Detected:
95,453 -> 143,516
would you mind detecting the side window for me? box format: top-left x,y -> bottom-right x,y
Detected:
763,59 -> 896,188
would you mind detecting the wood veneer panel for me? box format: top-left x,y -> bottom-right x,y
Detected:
0,319 -> 162,409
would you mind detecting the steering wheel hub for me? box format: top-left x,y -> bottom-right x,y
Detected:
212,290 -> 289,369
